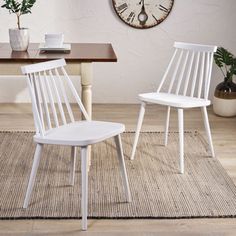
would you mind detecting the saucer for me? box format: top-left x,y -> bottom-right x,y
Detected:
39,43 -> 71,53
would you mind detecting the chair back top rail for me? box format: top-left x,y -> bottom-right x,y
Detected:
22,59 -> 90,137
21,59 -> 66,75
174,42 -> 217,52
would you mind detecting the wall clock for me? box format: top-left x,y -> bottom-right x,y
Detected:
112,0 -> 174,29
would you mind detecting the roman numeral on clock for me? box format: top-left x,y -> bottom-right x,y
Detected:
152,14 -> 159,23
159,4 -> 169,13
117,3 -> 128,14
127,12 -> 135,22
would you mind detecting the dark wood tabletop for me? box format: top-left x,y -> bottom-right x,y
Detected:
0,43 -> 117,63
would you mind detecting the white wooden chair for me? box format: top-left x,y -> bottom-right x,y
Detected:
21,59 -> 131,231
131,42 -> 217,174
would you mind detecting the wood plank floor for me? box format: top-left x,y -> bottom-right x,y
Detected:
0,104 -> 236,236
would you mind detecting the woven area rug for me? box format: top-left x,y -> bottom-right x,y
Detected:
0,131 -> 236,219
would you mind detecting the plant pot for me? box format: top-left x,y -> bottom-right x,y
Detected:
213,79 -> 236,117
9,28 -> 29,51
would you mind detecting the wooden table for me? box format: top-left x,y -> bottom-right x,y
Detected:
0,43 -> 117,119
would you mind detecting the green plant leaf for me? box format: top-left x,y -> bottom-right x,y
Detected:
230,58 -> 236,76
214,47 -> 236,80
214,47 -> 234,66
1,0 -> 36,14
20,0 -> 36,14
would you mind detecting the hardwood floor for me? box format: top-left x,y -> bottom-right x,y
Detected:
0,103 -> 236,235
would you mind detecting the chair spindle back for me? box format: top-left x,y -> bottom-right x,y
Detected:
157,42 -> 217,99
21,59 -> 90,137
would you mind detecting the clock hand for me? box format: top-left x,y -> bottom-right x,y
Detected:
138,0 -> 148,26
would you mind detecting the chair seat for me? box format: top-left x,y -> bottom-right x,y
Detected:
139,92 -> 211,108
34,121 -> 125,146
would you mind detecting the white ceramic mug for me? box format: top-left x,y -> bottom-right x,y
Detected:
45,33 -> 64,48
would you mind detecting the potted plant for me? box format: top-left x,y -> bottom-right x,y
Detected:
1,0 -> 36,51
213,47 -> 236,117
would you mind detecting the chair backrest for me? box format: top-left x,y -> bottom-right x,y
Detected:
21,59 -> 90,137
157,42 -> 217,99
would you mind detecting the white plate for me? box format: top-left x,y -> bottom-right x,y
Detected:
39,43 -> 71,52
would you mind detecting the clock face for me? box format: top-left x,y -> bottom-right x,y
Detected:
112,0 -> 174,29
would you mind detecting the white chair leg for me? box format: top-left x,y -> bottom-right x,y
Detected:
87,146 -> 91,172
81,146 -> 88,231
131,102 -> 146,160
201,106 -> 215,157
178,109 -> 184,174
114,135 -> 132,203
23,144 -> 43,208
69,146 -> 77,186
164,106 -> 171,146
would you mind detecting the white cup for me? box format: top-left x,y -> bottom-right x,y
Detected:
45,33 -> 64,48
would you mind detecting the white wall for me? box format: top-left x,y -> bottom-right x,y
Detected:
0,0 -> 236,103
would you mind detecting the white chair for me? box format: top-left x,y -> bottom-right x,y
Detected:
131,42 -> 217,174
21,59 -> 131,231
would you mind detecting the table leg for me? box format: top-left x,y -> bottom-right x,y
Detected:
81,63 -> 93,168
81,63 -> 93,119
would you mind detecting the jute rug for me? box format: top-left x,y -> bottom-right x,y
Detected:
0,131 -> 236,219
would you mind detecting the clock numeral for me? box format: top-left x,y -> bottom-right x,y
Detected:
159,4 -> 169,13
127,12 -> 135,23
117,3 -> 128,14
152,14 -> 159,23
